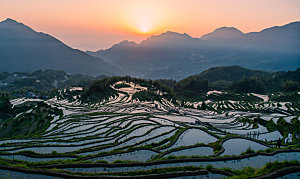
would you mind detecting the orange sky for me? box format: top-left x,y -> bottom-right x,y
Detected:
1,0 -> 300,51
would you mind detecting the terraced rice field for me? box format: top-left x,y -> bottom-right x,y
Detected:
0,81 -> 299,178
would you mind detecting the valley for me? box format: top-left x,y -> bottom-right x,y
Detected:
0,78 -> 299,178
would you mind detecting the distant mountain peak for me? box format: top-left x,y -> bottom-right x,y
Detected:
201,26 -> 244,40
215,26 -> 243,32
114,40 -> 137,47
89,40 -> 138,54
100,40 -> 138,51
141,31 -> 193,46
2,18 -> 18,23
0,18 -> 35,32
149,31 -> 192,39
1,18 -> 24,26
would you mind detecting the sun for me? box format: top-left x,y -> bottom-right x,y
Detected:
137,21 -> 151,34
133,10 -> 156,34
120,1 -> 168,35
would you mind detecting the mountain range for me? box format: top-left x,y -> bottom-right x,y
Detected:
0,18 -> 120,76
0,18 -> 299,80
88,21 -> 300,80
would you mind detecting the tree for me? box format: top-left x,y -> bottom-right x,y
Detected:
200,101 -> 206,110
229,76 -> 265,93
0,92 -> 12,113
282,80 -> 299,92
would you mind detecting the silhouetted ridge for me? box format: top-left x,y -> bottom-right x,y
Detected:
110,40 -> 138,49
201,27 -> 244,40
141,31 -> 194,46
0,18 -> 120,76
0,18 -> 36,33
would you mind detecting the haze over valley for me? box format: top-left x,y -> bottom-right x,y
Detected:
0,18 -> 299,80
88,21 -> 300,79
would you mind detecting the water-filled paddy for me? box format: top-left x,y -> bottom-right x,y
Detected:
221,138 -> 269,156
63,152 -> 300,173
87,149 -> 157,162
0,169 -> 59,179
164,146 -> 214,157
2,82 -> 300,178
163,129 -> 218,151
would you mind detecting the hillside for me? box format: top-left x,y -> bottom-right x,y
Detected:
0,100 -> 62,138
191,66 -> 300,93
0,69 -> 106,98
193,66 -> 272,83
158,66 -> 300,97
0,18 -> 120,76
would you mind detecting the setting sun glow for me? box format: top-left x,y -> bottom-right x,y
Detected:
1,0 -> 299,50
135,15 -> 155,34
138,22 -> 150,33
120,1 -> 169,35
134,14 -> 154,34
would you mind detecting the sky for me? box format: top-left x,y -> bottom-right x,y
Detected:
1,0 -> 300,51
